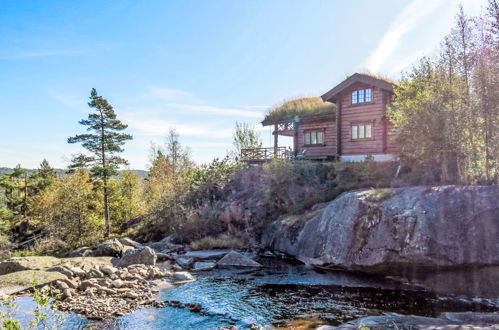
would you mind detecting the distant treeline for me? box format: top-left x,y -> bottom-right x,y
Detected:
0,167 -> 148,178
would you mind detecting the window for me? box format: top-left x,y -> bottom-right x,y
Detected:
352,88 -> 372,104
351,123 -> 372,140
305,130 -> 324,145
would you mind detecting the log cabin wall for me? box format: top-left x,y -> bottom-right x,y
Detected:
339,82 -> 395,155
296,119 -> 336,158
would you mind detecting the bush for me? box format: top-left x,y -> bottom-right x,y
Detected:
190,233 -> 246,250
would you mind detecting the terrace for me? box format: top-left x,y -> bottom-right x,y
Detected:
241,97 -> 336,163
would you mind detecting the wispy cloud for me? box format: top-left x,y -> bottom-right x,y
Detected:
163,103 -> 264,118
120,112 -> 234,139
46,90 -> 87,112
363,0 -> 447,73
0,49 -> 90,60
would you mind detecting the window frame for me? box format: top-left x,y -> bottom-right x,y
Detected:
350,121 -> 374,141
304,128 -> 326,146
351,88 -> 373,105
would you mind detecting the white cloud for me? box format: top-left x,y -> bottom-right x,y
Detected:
163,103 -> 263,118
0,49 -> 89,60
120,112 -> 234,139
363,0 -> 447,73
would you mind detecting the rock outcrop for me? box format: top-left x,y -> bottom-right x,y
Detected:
217,251 -> 262,267
262,185 -> 499,274
319,312 -> 499,329
92,238 -> 124,257
116,247 -> 157,267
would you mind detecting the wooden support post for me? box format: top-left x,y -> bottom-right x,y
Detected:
336,96 -> 342,156
274,124 -> 278,156
293,118 -> 299,157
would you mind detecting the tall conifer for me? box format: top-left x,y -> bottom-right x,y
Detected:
68,88 -> 132,237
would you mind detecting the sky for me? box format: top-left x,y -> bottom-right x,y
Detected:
0,0 -> 489,170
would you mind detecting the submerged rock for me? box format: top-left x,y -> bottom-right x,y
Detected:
217,251 -> 262,267
172,271 -> 194,281
192,261 -> 216,271
321,312 -> 499,329
263,185 -> 499,275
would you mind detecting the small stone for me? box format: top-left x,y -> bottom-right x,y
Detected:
62,288 -> 73,299
56,280 -> 69,290
69,267 -> 86,278
62,279 -> 79,289
100,265 -> 117,276
124,291 -> 139,299
111,279 -> 124,288
88,267 -> 104,278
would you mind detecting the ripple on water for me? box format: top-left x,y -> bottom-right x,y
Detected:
5,260 -> 499,329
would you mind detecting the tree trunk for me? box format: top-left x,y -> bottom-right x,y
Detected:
104,177 -> 110,238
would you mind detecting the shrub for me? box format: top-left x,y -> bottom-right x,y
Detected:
190,233 -> 245,250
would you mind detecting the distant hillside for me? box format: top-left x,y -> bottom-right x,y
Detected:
0,167 -> 148,178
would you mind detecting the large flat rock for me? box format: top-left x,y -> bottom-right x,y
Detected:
184,249 -> 232,260
263,185 -> 499,274
0,256 -> 114,276
0,270 -> 68,295
0,256 -> 62,275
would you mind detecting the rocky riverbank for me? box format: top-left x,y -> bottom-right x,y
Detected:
0,236 -> 265,321
262,185 -> 499,296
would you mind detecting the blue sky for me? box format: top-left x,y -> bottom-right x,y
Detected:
0,0 -> 488,170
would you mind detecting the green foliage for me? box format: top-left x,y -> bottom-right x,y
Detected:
261,159 -> 336,214
231,122 -> 262,160
389,4 -> 499,184
30,169 -> 103,248
140,129 -> 195,241
108,171 -> 146,231
0,280 -> 65,329
264,97 -> 336,123
68,88 -> 133,237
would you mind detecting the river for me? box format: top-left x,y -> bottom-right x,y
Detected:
6,257 -> 499,329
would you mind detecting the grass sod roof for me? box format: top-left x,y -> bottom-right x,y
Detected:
262,97 -> 336,125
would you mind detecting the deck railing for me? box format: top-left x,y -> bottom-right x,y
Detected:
240,147 -> 289,163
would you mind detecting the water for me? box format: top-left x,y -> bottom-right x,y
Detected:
6,258 -> 499,329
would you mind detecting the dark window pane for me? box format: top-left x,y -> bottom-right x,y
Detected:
352,91 -> 357,104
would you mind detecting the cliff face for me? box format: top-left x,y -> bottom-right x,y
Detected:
262,185 -> 499,274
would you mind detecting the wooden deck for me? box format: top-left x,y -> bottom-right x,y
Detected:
240,147 -> 289,163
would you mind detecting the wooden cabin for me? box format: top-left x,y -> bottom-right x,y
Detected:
242,73 -> 399,163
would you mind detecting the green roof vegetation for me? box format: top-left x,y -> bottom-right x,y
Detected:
263,97 -> 336,124
358,72 -> 398,85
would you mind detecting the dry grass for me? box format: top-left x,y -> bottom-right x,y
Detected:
360,188 -> 395,202
190,233 -> 245,250
264,97 -> 335,123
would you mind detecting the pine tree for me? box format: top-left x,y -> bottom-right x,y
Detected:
68,88 -> 132,237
